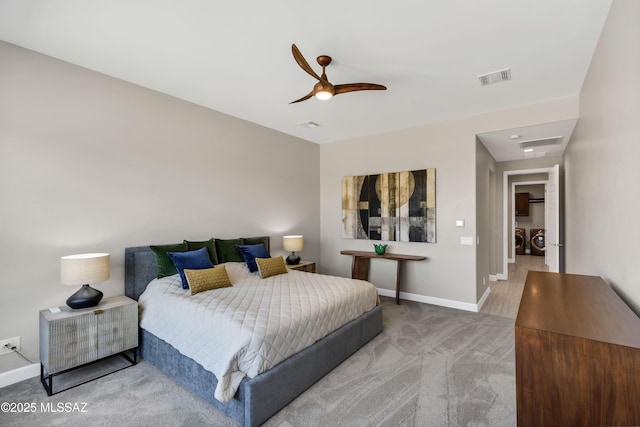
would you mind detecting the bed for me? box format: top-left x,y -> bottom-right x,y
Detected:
124,239 -> 383,427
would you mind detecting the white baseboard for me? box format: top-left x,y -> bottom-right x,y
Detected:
489,274 -> 498,282
377,288 -> 485,313
0,363 -> 40,388
495,273 -> 508,281
476,287 -> 491,312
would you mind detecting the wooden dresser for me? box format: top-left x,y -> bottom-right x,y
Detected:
515,271 -> 640,426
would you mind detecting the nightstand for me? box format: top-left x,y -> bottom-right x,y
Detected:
287,260 -> 316,273
39,295 -> 138,395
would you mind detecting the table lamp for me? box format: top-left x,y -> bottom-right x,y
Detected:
283,235 -> 303,265
60,253 -> 109,309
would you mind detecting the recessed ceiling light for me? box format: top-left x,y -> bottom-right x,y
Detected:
298,121 -> 320,128
524,148 -> 534,153
509,134 -> 521,140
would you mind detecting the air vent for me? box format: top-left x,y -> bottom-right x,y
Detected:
519,136 -> 563,149
478,68 -> 512,86
298,121 -> 320,128
524,151 -> 547,158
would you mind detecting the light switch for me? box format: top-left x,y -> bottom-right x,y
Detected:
460,236 -> 474,246
456,220 -> 465,227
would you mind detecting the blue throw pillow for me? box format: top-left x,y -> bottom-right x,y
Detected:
168,247 -> 214,289
236,244 -> 271,272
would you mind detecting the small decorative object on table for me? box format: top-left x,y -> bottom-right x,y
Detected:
374,244 -> 387,255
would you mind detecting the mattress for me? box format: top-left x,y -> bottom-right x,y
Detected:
138,262 -> 378,402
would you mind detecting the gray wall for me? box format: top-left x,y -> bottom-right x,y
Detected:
564,0 -> 640,313
475,138 -> 497,298
0,41 -> 320,374
320,97 -> 579,308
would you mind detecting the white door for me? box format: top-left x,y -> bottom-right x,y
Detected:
545,164 -> 560,272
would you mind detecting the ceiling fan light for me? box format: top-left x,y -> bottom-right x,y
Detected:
315,90 -> 333,100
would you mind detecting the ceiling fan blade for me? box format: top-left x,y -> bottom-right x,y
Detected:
289,91 -> 314,104
334,83 -> 387,95
291,44 -> 322,81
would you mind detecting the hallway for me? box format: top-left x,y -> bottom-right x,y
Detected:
480,255 -> 548,319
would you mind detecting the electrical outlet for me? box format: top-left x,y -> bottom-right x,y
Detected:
0,337 -> 20,356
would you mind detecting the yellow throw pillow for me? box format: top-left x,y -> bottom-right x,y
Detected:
184,266 -> 232,295
256,256 -> 289,279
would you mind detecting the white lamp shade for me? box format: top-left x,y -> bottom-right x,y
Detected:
60,253 -> 110,285
283,235 -> 304,252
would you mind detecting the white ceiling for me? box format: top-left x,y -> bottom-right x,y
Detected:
477,119 -> 578,162
0,0 -> 611,160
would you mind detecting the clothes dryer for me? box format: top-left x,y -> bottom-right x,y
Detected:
530,228 -> 545,256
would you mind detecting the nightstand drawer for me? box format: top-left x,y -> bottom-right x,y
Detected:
44,314 -> 98,373
96,303 -> 138,358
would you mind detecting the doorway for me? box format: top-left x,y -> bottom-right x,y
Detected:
513,181 -> 546,255
501,165 -> 561,280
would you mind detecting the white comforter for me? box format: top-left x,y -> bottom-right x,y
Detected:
138,262 -> 378,402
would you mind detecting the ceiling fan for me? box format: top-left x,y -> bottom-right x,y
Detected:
290,44 -> 387,104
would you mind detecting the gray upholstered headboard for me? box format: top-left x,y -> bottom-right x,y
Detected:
124,246 -> 158,300
124,237 -> 270,300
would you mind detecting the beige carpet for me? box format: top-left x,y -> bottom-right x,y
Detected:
0,297 -> 516,426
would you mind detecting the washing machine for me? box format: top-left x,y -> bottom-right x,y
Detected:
530,228 -> 545,256
515,227 -> 525,255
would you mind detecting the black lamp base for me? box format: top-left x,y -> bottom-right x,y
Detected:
286,252 -> 301,265
66,284 -> 103,309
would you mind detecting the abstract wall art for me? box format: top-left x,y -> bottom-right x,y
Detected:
342,169 -> 436,243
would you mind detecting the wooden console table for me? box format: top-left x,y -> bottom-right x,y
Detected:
340,250 -> 427,304
515,271 -> 640,426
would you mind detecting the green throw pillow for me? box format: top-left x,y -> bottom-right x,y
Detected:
150,242 -> 188,278
184,238 -> 218,265
214,238 -> 244,263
